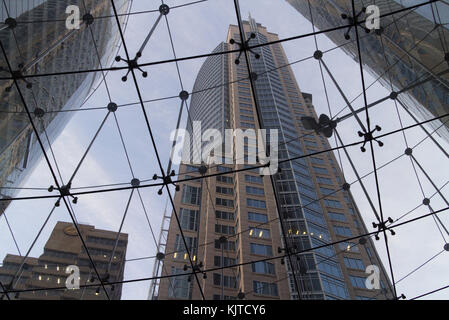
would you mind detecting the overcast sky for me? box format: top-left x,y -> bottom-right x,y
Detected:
0,0 -> 448,300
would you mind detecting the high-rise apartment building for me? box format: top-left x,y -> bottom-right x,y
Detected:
0,221 -> 128,300
0,0 -> 130,215
152,17 -> 393,300
287,0 -> 449,142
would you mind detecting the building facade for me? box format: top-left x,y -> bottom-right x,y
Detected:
153,18 -> 393,300
287,0 -> 449,142
0,0 -> 130,215
0,221 -> 128,300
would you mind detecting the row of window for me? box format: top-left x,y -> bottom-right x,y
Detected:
248,212 -> 268,223
216,186 -> 234,195
181,185 -> 201,205
246,185 -> 265,195
247,198 -> 266,209
216,210 -> 234,220
214,256 -> 236,267
249,227 -> 270,239
252,261 -> 275,275
333,226 -> 353,237
216,198 -> 234,207
245,174 -> 263,184
215,224 -> 235,235
253,281 -> 278,296
213,274 -> 237,288
217,175 -> 233,184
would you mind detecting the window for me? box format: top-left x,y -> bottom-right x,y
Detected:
168,267 -> 190,298
214,256 -> 236,267
323,199 -> 342,209
216,198 -> 234,207
245,175 -> 263,184
174,235 -> 197,258
350,276 -> 367,289
215,224 -> 235,235
316,258 -> 343,278
249,227 -> 270,239
339,242 -> 359,253
217,166 -> 232,173
253,281 -> 278,296
252,261 -> 275,275
247,198 -> 266,209
184,165 -> 199,173
217,175 -> 233,183
316,176 -> 333,185
246,186 -> 265,195
304,140 -> 318,147
181,185 -> 201,205
344,257 -> 365,270
321,274 -> 349,299
240,115 -> 254,121
308,223 -> 330,241
329,212 -> 347,222
280,193 -> 300,205
313,166 -> 329,175
87,237 -> 126,247
184,175 -> 200,182
248,212 -> 268,223
216,186 -> 234,195
215,239 -> 235,251
310,157 -> 325,164
213,274 -> 237,288
241,122 -> 255,129
179,208 -> 199,231
250,243 -> 273,256
320,187 -> 335,195
240,108 -> 253,115
215,210 -> 234,220
333,226 -> 353,237
312,238 -> 335,257
277,181 -> 297,192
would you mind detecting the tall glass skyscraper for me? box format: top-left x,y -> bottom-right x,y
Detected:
152,18 -> 393,300
287,0 -> 449,142
0,0 -> 130,215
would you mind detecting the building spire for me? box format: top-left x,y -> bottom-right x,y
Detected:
248,12 -> 257,32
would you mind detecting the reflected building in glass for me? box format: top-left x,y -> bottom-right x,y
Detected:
0,0 -> 130,215
287,0 -> 449,142
152,17 -> 393,300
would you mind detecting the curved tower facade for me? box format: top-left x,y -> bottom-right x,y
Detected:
153,17 -> 393,300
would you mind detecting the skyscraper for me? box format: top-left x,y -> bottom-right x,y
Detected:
287,0 -> 449,142
152,17 -> 393,300
0,0 -> 130,216
0,221 -> 128,300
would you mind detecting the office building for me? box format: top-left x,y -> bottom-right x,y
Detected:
0,221 -> 128,300
152,17 -> 393,300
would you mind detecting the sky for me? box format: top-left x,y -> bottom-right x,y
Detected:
0,0 -> 448,300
